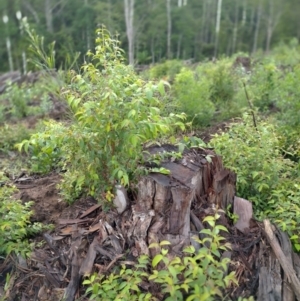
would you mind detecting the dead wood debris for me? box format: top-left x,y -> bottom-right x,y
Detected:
0,146 -> 300,301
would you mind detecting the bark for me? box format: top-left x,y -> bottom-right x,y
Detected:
151,37 -> 155,63
107,0 -> 112,32
232,0 -> 239,54
242,0 -> 247,26
84,0 -> 91,51
176,34 -> 182,59
263,220 -> 300,300
203,0 -> 211,44
214,0 -> 223,58
252,0 -> 262,54
124,0 -> 135,65
199,0 -> 207,53
45,0 -> 54,33
136,146 -> 236,251
166,0 -> 172,59
265,0 -> 281,54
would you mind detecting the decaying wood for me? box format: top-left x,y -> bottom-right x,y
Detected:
64,253 -> 81,301
6,144 -> 300,301
257,240 -> 281,301
79,204 -> 101,219
79,237 -> 99,276
190,211 -> 210,248
279,230 -> 295,301
263,219 -> 300,300
234,196 -> 253,233
63,231 -> 85,301
258,266 -> 277,301
136,146 -> 236,252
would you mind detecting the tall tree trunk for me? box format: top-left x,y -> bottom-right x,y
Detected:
252,0 -> 262,54
166,0 -> 172,59
232,0 -> 239,54
203,0 -> 210,43
242,0 -> 247,26
107,0 -> 112,33
45,0 -> 54,33
265,0 -> 281,54
199,0 -> 207,54
124,0 -> 135,65
84,0 -> 91,51
151,37 -> 155,64
214,0 -> 223,58
177,34 -> 182,59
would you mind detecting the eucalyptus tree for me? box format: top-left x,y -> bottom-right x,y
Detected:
124,0 -> 135,65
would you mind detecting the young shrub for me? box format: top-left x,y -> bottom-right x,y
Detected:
0,79 -> 54,122
0,123 -> 33,153
19,28 -> 186,203
247,61 -> 280,111
173,68 -> 215,127
209,113 -> 296,213
83,213 -> 239,301
147,60 -> 184,82
17,120 -> 65,174
0,173 -> 46,257
173,58 -> 247,127
209,113 -> 300,249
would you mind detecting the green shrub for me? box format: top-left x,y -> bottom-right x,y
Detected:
173,59 -> 246,127
0,80 -> 53,121
0,123 -> 33,153
247,61 -> 280,111
270,38 -> 300,67
17,120 -> 65,174
276,65 -> 300,127
83,213 -> 238,301
209,112 -> 300,249
0,173 -> 46,257
147,60 -> 184,82
18,28 -> 186,203
174,68 -> 215,127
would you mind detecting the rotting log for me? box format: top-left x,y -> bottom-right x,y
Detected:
263,219 -> 300,301
133,146 -> 236,253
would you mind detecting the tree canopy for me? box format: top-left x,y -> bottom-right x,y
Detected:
0,0 -> 299,71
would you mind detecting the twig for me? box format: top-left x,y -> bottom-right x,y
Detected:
242,81 -> 257,130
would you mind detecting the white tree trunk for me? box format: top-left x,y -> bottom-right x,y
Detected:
242,0 -> 247,26
45,0 -> 54,33
166,0 -> 172,59
252,0 -> 262,54
232,0 -> 239,54
124,0 -> 135,65
214,0 -> 223,58
265,0 -> 281,53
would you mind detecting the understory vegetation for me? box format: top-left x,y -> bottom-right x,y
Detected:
0,25 -> 299,300
0,172 -> 48,257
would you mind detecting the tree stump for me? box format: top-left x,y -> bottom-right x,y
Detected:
130,145 -> 236,254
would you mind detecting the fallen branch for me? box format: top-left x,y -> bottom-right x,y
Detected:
263,219 -> 300,300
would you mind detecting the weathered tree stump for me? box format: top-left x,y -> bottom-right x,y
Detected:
128,145 -> 236,254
